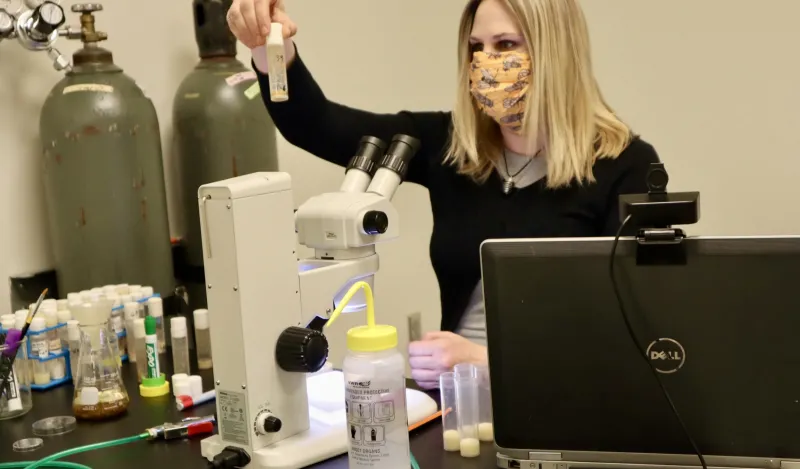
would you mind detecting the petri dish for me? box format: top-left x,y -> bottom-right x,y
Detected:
13,438 -> 43,452
32,416 -> 77,436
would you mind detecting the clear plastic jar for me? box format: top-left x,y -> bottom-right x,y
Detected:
0,338 -> 33,420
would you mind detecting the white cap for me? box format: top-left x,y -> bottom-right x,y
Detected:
57,310 -> 72,324
123,302 -> 139,320
193,309 -> 209,330
147,297 -> 163,317
67,293 -> 81,302
129,285 -> 142,293
189,375 -> 203,399
171,316 -> 187,338
43,299 -> 57,309
120,294 -> 133,305
2,317 -> 14,330
44,309 -> 58,326
103,285 -> 117,294
1,314 -> 14,323
79,290 -> 92,301
141,286 -> 154,297
172,373 -> 189,396
30,317 -> 46,332
67,320 -> 81,341
131,292 -> 144,302
56,299 -> 69,311
133,318 -> 146,338
267,22 -> 283,45
116,284 -> 130,295
79,387 -> 99,406
107,294 -> 121,308
14,310 -> 28,329
90,287 -> 103,295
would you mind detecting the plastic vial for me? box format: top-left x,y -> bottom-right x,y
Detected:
131,291 -> 146,316
133,318 -> 147,383
129,285 -> 142,294
56,299 -> 69,311
439,372 -> 460,451
475,364 -> 494,442
170,316 -> 190,376
266,22 -> 289,102
123,302 -> 139,362
146,297 -> 165,353
193,309 -> 212,370
454,367 -> 481,458
66,320 -> 81,379
57,309 -> 71,345
44,308 -> 66,380
141,286 -> 154,298
29,317 -> 50,386
110,302 -> 125,359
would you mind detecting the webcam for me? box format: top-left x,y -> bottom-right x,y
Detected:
619,163 -> 699,228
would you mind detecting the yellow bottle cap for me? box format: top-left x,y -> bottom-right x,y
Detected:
327,281 -> 396,353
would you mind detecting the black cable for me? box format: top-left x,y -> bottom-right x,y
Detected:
609,214 -> 707,469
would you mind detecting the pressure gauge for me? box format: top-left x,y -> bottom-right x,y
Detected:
29,0 -> 63,38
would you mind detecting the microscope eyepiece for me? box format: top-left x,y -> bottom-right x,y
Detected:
376,134 -> 421,181
346,136 -> 387,176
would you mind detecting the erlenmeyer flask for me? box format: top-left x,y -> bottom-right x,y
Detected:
71,302 -> 129,420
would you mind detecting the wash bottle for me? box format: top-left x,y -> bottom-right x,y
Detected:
325,281 -> 410,469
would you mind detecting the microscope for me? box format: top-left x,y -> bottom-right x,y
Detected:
0,1 -> 105,72
198,135 -> 438,468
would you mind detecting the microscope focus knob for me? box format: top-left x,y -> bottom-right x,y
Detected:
254,411 -> 282,435
275,326 -> 329,373
362,210 -> 389,235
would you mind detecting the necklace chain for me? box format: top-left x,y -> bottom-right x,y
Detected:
501,149 -> 541,194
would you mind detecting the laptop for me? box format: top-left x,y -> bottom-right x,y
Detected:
480,236 -> 800,469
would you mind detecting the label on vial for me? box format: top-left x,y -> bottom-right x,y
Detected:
48,337 -> 61,351
111,316 -> 123,334
345,376 -> 410,468
31,340 -> 48,358
218,390 -> 250,446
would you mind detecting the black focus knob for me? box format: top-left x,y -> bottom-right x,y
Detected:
263,415 -> 282,433
362,210 -> 389,235
275,326 -> 329,373
30,2 -> 65,39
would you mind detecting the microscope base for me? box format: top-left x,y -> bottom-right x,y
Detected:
201,372 -> 438,469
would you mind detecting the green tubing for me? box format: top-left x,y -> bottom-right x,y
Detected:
20,433 -> 149,469
410,451 -> 421,469
0,463 -> 91,469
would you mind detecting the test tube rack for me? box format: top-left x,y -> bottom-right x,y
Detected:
0,293 -> 161,392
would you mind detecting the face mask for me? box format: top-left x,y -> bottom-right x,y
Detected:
469,51 -> 532,133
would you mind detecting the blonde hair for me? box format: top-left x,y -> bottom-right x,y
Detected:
445,0 -> 631,188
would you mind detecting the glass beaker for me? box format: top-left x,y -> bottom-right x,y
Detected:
71,302 -> 129,420
0,338 -> 33,420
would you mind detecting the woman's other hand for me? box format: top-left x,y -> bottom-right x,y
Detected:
227,0 -> 298,49
408,331 -> 488,390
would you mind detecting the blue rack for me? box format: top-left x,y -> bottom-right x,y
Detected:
0,293 -> 161,392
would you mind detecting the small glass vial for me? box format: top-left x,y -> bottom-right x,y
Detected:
475,364 -> 494,442
170,316 -> 190,376
57,309 -> 71,345
147,297 -> 166,353
110,303 -> 125,359
123,302 -> 139,362
131,291 -> 146,317
67,320 -> 81,379
193,309 -> 212,370
44,308 -> 66,381
133,318 -> 147,383
29,317 -> 51,386
266,22 -> 289,102
439,372 -> 460,451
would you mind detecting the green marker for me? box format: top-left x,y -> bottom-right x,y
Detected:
138,316 -> 170,398
145,315 -> 160,378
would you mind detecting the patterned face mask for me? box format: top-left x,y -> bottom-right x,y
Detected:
469,51 -> 532,133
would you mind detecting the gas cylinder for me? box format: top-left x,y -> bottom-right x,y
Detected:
39,4 -> 174,296
173,0 -> 279,306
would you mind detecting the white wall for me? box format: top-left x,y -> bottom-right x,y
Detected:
1,0 -> 799,366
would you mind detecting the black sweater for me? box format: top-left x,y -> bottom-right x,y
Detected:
255,53 -> 660,333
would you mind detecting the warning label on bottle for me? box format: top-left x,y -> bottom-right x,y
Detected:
345,377 -> 409,468
219,390 -> 250,446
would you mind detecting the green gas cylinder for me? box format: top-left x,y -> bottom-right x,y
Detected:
174,0 -> 279,305
39,4 -> 174,296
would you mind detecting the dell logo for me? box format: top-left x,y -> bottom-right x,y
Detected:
646,338 -> 686,374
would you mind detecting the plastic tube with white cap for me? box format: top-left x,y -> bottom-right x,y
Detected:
170,317 -> 190,376
365,134 -> 421,200
189,375 -> 203,399
193,309 -> 212,370
339,136 -> 387,193
67,320 -> 80,379
133,318 -> 147,383
123,302 -> 139,363
266,22 -> 288,102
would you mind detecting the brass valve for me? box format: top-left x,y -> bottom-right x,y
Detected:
68,3 -> 106,43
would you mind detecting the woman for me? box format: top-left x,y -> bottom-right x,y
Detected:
227,0 -> 659,389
